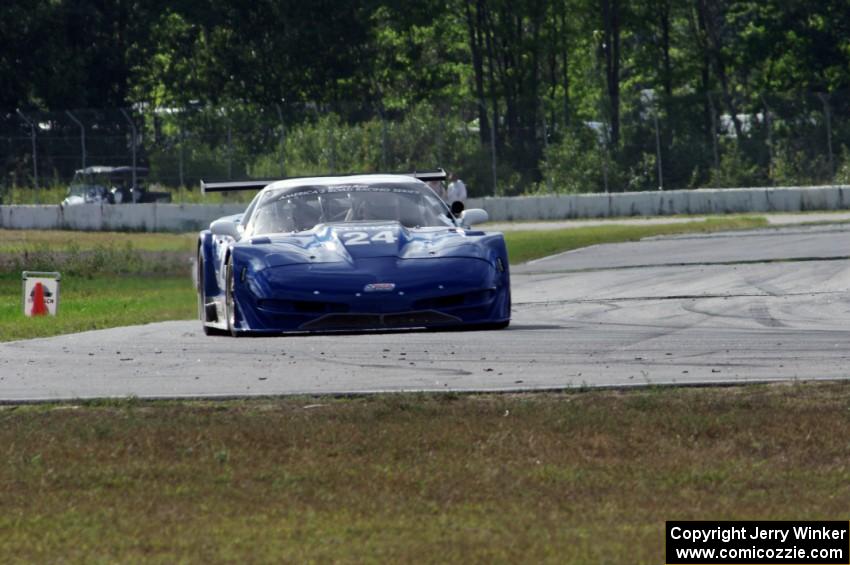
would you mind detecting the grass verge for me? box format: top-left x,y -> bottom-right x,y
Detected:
0,231 -> 197,341
0,276 -> 196,341
0,216 -> 767,341
0,229 -> 195,254
1,382 -> 848,563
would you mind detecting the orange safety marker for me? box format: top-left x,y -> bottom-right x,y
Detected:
22,271 -> 61,317
30,282 -> 48,316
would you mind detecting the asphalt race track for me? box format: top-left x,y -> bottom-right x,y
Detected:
2,224 -> 849,402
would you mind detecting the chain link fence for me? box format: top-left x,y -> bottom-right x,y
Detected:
2,91 -> 849,203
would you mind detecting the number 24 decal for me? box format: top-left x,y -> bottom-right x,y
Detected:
341,231 -> 397,245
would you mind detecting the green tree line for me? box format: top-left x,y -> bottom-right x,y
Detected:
3,0 -> 850,195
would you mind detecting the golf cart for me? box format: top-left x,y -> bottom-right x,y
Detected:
62,166 -> 172,206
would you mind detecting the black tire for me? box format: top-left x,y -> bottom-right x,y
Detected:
466,319 -> 510,331
198,251 -> 227,336
224,256 -> 242,337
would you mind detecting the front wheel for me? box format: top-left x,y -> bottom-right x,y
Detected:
198,251 -> 227,336
224,256 -> 242,337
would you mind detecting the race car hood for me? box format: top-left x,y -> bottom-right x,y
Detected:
234,222 -> 496,270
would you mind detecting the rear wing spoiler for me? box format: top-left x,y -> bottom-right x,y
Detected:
200,168 -> 447,194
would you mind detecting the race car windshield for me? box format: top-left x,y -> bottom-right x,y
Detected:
248,183 -> 454,235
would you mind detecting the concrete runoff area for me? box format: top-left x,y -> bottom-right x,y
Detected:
1,223 -> 849,402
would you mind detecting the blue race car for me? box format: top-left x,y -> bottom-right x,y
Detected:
196,170 -> 510,336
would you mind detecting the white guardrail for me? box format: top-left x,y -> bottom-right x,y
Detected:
2,185 -> 850,231
467,185 -> 850,222
0,202 -> 245,232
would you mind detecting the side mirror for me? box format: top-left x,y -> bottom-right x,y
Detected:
460,208 -> 488,227
210,218 -> 241,239
450,201 -> 465,216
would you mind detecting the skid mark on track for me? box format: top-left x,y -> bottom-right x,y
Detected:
749,304 -> 786,328
681,301 -> 744,321
516,293 -> 766,307
516,255 -> 850,275
680,300 -> 793,329
744,276 -> 785,297
515,290 -> 846,308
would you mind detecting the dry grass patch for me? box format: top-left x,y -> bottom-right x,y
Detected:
0,229 -> 195,253
2,382 -> 850,563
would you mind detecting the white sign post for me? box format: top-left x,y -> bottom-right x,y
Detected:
22,271 -> 61,317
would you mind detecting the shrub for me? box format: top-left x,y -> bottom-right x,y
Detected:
707,144 -> 766,188
539,126 -> 611,193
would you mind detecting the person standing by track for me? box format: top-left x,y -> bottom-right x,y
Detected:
447,173 -> 467,205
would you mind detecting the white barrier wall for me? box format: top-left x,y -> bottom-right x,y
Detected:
2,186 -> 850,231
0,203 -> 245,232
467,185 -> 850,222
